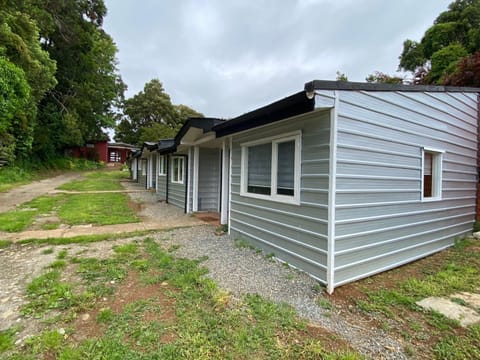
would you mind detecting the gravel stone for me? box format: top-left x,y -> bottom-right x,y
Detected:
155,225 -> 408,359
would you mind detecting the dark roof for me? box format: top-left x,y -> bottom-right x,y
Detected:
174,117 -> 225,144
131,150 -> 142,158
305,80 -> 480,93
213,91 -> 315,138
141,141 -> 158,151
157,139 -> 176,154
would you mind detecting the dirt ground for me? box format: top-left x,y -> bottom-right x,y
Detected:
0,173 -> 84,213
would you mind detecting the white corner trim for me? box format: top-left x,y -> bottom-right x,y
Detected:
186,147 -> 192,213
327,91 -> 339,294
192,146 -> 199,211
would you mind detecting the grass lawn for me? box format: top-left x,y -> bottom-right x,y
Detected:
58,193 -> 139,225
328,238 -> 480,359
1,238 -> 361,359
0,193 -> 138,232
57,170 -> 130,192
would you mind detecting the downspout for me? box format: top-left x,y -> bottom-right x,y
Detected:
186,147 -> 192,213
166,155 -> 169,204
327,91 -> 339,294
476,94 -> 480,222
184,154 -> 188,214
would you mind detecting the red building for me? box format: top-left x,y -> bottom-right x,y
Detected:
67,141 -> 138,164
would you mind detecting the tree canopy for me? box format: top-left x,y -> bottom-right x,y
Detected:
115,79 -> 203,146
399,0 -> 480,85
0,0 -> 124,163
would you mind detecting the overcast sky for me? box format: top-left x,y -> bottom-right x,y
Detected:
102,0 -> 452,120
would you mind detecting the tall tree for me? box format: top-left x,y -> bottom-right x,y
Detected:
0,57 -> 31,162
30,0 -> 124,158
399,0 -> 480,84
0,1 -> 57,160
115,79 -> 203,146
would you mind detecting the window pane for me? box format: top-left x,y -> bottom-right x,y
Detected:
248,143 -> 271,195
173,158 -> 179,182
178,158 -> 184,182
277,140 -> 295,196
423,151 -> 434,198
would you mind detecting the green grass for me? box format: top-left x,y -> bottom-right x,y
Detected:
352,238 -> 480,359
9,237 -> 362,360
0,192 -> 138,233
57,193 -> 138,225
0,195 -> 62,232
56,169 -> 132,194
0,328 -> 16,353
0,240 -> 12,248
0,158 -> 103,193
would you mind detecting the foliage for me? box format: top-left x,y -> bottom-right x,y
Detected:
115,79 -> 203,145
0,0 -> 124,162
365,71 -> 404,84
399,0 -> 480,85
0,57 -> 32,163
335,71 -> 349,81
443,51 -> 480,85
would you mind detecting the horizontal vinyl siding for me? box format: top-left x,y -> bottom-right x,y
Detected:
157,174 -> 167,200
230,110 -> 330,283
333,90 -> 478,287
167,154 -> 186,210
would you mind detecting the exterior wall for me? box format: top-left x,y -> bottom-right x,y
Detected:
94,141 -> 108,162
167,154 -> 187,210
229,110 -> 331,283
138,158 -> 147,188
323,90 -> 478,288
157,155 -> 167,201
198,148 -> 221,211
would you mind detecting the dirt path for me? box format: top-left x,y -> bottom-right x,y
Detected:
0,172 -> 84,213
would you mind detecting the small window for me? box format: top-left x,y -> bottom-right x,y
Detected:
171,156 -> 184,184
158,155 -> 166,176
241,132 -> 301,204
422,148 -> 443,200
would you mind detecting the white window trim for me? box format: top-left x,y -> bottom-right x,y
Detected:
421,147 -> 444,202
240,131 -> 301,205
171,156 -> 185,184
158,155 -> 166,176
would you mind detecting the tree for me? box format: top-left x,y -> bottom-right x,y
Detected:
366,71 -> 403,84
0,2 -> 57,160
30,0 -> 124,157
335,71 -> 348,81
443,51 -> 480,86
399,0 -> 480,85
0,57 -> 31,162
115,79 -> 203,145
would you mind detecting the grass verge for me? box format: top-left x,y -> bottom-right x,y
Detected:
335,237 -> 480,359
3,237 -> 362,359
56,170 -> 130,192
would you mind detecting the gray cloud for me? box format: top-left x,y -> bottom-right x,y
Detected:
103,0 -> 452,119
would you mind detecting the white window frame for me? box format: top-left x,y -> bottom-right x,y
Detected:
158,155 -> 166,176
421,147 -> 444,202
240,131 -> 301,205
171,156 -> 185,184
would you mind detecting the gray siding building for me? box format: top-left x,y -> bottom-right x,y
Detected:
137,80 -> 479,293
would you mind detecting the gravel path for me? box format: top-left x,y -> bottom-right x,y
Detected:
155,225 -> 408,360
0,172 -> 83,213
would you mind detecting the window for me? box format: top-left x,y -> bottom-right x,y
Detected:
241,132 -> 301,204
171,156 -> 184,184
141,160 -> 146,176
158,155 -> 166,176
422,148 -> 443,200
